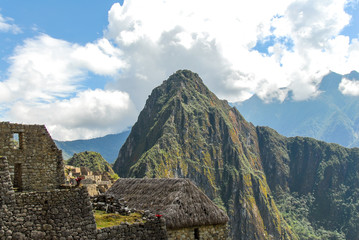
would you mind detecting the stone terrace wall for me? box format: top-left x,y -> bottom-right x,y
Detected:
0,122 -> 65,191
96,219 -> 168,240
1,187 -> 97,239
167,224 -> 228,240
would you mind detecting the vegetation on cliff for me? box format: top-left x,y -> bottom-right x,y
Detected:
112,70 -> 359,239
257,126 -> 359,239
67,151 -> 116,175
113,70 -> 295,240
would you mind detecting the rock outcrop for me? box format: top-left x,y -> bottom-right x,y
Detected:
113,70 -> 295,239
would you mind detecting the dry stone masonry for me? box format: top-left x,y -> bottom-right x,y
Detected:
167,225 -> 228,240
0,122 -> 169,239
96,219 -> 168,240
2,185 -> 97,239
0,122 -> 65,191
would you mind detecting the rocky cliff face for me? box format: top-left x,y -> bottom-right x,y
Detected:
113,70 -> 359,239
113,70 -> 295,239
257,127 -> 359,239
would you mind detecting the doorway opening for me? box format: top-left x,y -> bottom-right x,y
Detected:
194,228 -> 200,240
14,163 -> 22,191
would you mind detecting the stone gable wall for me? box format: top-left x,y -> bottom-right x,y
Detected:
0,122 -> 64,191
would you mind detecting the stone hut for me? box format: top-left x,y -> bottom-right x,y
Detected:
0,122 -> 64,191
106,178 -> 229,240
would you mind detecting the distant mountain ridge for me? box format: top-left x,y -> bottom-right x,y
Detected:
55,130 -> 130,163
234,71 -> 359,148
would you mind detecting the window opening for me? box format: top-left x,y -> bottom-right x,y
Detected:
194,228 -> 200,240
12,133 -> 21,149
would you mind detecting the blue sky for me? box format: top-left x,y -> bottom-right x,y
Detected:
0,0 -> 358,140
0,1 -> 123,83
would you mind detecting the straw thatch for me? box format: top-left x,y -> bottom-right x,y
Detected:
105,178 -> 229,229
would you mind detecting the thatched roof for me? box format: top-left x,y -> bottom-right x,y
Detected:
105,178 -> 229,229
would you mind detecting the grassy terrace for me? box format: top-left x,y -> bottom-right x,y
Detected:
93,210 -> 145,229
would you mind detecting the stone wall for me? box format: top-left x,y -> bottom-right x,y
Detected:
0,122 -> 64,191
0,156 -> 168,239
0,157 -> 15,236
96,219 -> 168,240
1,187 -> 97,239
0,157 -> 15,205
167,224 -> 228,240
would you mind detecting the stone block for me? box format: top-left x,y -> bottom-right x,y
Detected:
31,230 -> 46,239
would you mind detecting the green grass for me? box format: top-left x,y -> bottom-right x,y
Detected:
93,210 -> 145,229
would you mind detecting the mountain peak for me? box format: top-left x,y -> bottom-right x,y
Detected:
168,69 -> 203,85
113,70 -> 295,239
344,70 -> 359,80
318,71 -> 342,93
159,69 -> 209,96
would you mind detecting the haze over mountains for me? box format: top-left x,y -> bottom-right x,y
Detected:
55,130 -> 130,162
235,71 -> 359,148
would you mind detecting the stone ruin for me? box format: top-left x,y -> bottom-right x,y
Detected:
0,122 -> 64,192
0,122 -> 167,239
65,165 -> 113,196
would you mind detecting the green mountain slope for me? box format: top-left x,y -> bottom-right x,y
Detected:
67,151 -> 115,175
55,130 -> 130,162
257,127 -> 359,239
234,71 -> 359,148
113,70 -> 295,240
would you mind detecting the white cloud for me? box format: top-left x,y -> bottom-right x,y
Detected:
0,34 -> 133,140
105,0 -> 359,103
1,34 -> 126,103
2,0 -> 359,140
71,38 -> 127,76
339,77 -> 359,95
0,13 -> 21,33
7,89 -> 137,141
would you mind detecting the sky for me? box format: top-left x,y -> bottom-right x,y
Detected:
0,0 -> 358,141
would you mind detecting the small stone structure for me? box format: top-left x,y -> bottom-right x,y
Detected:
65,165 -> 113,196
0,122 -> 168,239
